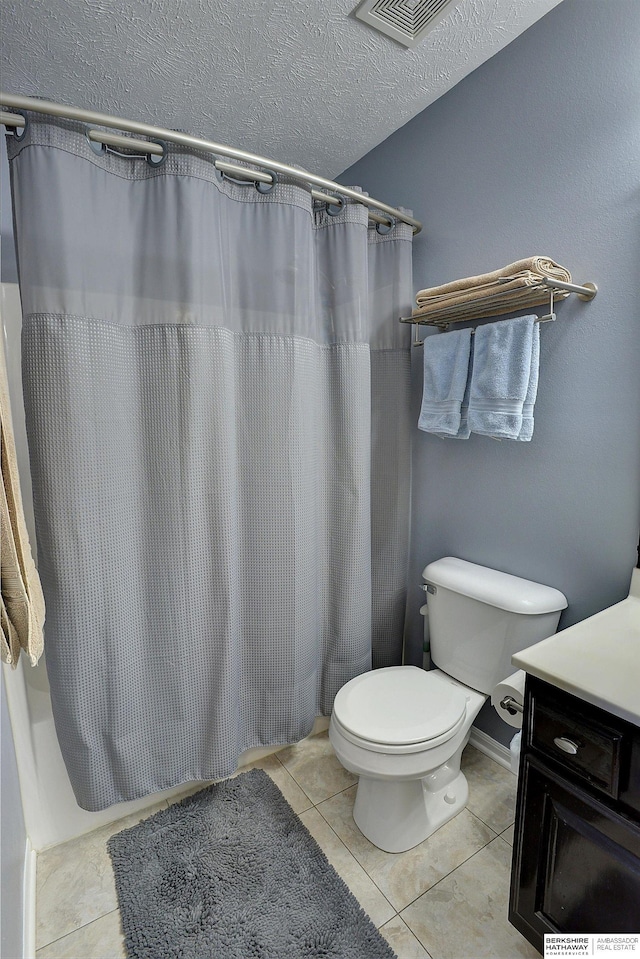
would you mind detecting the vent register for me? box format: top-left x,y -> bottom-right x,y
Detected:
355,0 -> 457,48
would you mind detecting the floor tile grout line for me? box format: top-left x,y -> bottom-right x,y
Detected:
276,765 -> 358,809
396,831 -> 508,917
36,907 -> 123,953
378,914 -> 436,959
312,793 -> 380,877
271,748 -> 321,806
311,779 -> 359,807
469,810 -> 516,834
495,833 -> 513,849
387,905 -> 437,959
309,793 -> 472,914
302,799 -> 397,922
265,752 -> 401,929
310,792 -> 440,922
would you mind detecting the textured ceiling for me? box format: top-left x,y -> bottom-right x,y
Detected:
1,0 -> 563,179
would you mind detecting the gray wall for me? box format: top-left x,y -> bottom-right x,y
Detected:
340,0 -> 640,741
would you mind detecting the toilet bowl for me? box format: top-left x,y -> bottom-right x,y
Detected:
329,557 -> 567,853
329,667 -> 486,852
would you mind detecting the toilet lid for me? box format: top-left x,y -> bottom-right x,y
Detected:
333,666 -> 468,746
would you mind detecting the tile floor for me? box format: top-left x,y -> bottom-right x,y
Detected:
35,732 -> 540,959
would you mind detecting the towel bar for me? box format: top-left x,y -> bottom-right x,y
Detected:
401,271 -> 597,344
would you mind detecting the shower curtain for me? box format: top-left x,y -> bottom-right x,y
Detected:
7,115 -> 413,811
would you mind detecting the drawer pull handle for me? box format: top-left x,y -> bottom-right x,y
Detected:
553,736 -> 579,755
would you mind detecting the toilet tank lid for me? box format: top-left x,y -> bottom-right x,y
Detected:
422,557 -> 568,615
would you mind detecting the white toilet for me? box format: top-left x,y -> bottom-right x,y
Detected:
329,556 -> 567,853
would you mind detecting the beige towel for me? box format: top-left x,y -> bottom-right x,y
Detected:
0,330 -> 45,667
414,257 -> 572,318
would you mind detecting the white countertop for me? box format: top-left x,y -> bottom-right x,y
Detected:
512,567 -> 640,727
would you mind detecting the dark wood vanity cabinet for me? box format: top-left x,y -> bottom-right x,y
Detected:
509,676 -> 640,953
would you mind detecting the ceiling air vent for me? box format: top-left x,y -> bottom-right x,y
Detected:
354,0 -> 458,49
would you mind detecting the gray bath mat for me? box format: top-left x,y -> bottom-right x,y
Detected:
108,767 -> 397,959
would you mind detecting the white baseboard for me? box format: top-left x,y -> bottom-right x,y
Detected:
468,727 -> 514,772
23,839 -> 36,959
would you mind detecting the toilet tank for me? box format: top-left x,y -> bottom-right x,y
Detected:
423,557 -> 567,695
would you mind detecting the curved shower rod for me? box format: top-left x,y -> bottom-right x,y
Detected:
0,92 -> 423,235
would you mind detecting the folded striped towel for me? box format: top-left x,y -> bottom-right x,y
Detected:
414,257 -> 571,320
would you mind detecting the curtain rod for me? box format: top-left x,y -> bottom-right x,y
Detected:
0,93 -> 422,235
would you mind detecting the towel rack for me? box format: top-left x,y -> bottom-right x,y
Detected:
400,274 -> 597,343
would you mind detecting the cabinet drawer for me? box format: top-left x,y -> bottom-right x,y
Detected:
529,690 -> 625,797
509,755 -> 640,951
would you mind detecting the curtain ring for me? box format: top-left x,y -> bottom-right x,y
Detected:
86,127 -> 107,156
255,170 -> 277,194
325,197 -> 344,217
9,110 -> 28,141
146,140 -> 167,167
376,217 -> 395,235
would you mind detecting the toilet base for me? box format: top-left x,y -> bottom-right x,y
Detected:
329,670 -> 487,853
352,747 -> 469,853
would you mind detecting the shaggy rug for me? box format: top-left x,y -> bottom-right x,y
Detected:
108,767 -> 397,959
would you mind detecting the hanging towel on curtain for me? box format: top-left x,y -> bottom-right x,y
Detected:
0,324 -> 45,666
7,115 -> 413,810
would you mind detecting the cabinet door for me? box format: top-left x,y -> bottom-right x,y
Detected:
510,756 -> 640,950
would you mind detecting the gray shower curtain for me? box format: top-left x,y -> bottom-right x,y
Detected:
7,115 -> 413,810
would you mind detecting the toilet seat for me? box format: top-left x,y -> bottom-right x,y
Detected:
332,666 -> 468,752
